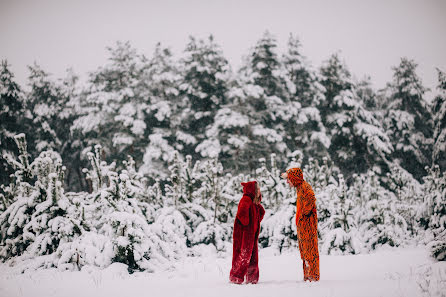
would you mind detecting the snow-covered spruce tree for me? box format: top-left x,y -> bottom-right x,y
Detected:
281,35 -> 330,160
303,157 -> 335,192
359,170 -> 408,252
282,34 -> 325,108
71,41 -> 148,168
201,104 -> 251,172
432,68 -> 446,173
384,58 -> 433,181
26,64 -> 75,155
0,134 -> 35,258
0,134 -> 83,269
0,61 -> 25,188
56,69 -> 85,192
320,174 -> 359,255
192,158 -> 234,252
16,152 -> 82,267
139,43 -> 181,180
177,35 -> 230,159
418,164 -> 446,261
235,31 -> 291,173
1,133 -> 33,211
319,54 -> 393,180
161,153 -> 205,249
258,153 -> 297,252
78,145 -> 183,272
386,163 -> 421,237
256,153 -> 289,210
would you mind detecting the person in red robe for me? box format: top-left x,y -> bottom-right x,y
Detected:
282,167 -> 320,281
229,181 -> 265,284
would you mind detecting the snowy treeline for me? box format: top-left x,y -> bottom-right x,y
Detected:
0,133 -> 444,272
1,32 -> 446,271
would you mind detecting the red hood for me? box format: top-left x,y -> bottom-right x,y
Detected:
241,181 -> 257,200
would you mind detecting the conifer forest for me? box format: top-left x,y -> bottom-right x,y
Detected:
1,32 -> 445,273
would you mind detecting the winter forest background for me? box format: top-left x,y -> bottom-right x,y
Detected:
0,32 -> 445,272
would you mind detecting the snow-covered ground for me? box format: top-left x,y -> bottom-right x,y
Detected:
0,246 -> 444,297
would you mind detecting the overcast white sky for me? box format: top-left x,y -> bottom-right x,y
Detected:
1,0 -> 445,95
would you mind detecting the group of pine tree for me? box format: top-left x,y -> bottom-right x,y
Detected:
0,32 -> 445,271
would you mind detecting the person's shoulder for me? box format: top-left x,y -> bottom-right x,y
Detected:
240,195 -> 253,205
302,181 -> 315,195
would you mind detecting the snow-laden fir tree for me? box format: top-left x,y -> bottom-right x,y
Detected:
418,163 -> 446,261
178,35 -> 230,159
386,164 -> 421,237
282,34 -> 325,107
358,170 -> 408,251
192,158 -> 234,252
259,153 -> 298,252
281,35 -> 330,159
319,54 -> 393,180
139,43 -> 181,180
384,58 -> 433,181
255,153 -> 289,210
0,61 -> 25,188
0,134 -> 83,270
201,105 -> 250,172
417,165 -> 446,261
72,42 -> 148,167
26,64 -> 76,155
432,68 -> 446,173
161,153 -> 207,249
76,145 -> 183,272
320,174 -> 359,255
236,31 -> 293,172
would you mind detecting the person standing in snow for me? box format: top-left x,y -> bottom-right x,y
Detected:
281,168 -> 320,281
229,181 -> 265,284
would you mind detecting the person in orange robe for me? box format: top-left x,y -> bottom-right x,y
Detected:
281,168 -> 320,281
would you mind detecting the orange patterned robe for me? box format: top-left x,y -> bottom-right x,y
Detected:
287,168 -> 320,281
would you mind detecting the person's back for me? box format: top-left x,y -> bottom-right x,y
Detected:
229,181 -> 265,284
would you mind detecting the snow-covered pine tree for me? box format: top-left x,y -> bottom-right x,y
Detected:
319,54 -> 393,181
139,43 -> 181,180
1,133 -> 33,210
0,134 -> 82,268
281,35 -> 330,159
258,153 -> 296,252
71,41 -> 148,168
178,35 -> 230,159
417,164 -> 446,261
77,145 -> 184,272
17,151 -> 82,264
303,157 -> 335,192
359,170 -> 408,251
192,158 -> 233,252
26,64 -> 71,154
0,134 -> 35,258
236,31 -> 290,172
418,165 -> 446,236
202,105 -> 251,172
321,174 -> 358,255
384,58 -> 433,181
57,69 -> 85,192
161,153 -> 207,249
432,68 -> 446,173
282,34 -> 325,107
386,163 -> 421,237
0,61 -> 25,188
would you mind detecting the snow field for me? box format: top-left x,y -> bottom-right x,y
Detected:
0,246 -> 443,297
